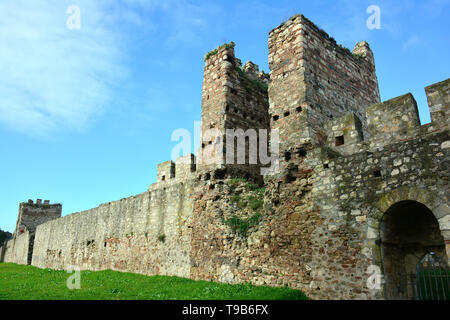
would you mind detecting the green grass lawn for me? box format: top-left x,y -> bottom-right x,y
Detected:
0,263 -> 308,300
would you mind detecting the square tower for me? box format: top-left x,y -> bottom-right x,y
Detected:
13,199 -> 62,238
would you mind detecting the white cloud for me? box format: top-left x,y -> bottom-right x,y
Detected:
0,0 -> 225,137
0,1 -> 131,137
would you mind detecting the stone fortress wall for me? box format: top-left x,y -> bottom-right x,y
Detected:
1,200 -> 62,265
32,168 -> 195,278
1,229 -> 30,265
1,14 -> 449,300
190,76 -> 449,299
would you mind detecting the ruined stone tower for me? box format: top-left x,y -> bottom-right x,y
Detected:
268,15 -> 380,157
13,199 -> 62,238
1,199 -> 61,265
1,14 -> 448,301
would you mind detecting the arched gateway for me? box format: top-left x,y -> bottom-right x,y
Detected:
380,200 -> 448,299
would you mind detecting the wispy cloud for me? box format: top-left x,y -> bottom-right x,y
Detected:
0,1 -> 131,137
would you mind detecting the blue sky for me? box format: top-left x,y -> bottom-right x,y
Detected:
1,0 -> 449,232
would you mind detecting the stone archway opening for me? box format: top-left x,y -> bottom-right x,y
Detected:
380,200 -> 446,300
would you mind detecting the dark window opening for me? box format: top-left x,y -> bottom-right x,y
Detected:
296,106 -> 302,113
205,173 -> 211,180
273,115 -> 279,121
208,141 -> 212,145
104,242 -> 107,248
285,175 -> 296,183
284,111 -> 290,117
207,95 -> 209,100
162,175 -> 166,181
231,88 -> 237,95
225,105 -> 230,112
208,184 -> 215,190
284,151 -> 291,161
335,135 -> 345,146
324,163 -> 329,169
213,169 -> 226,180
202,144 -> 205,149
296,148 -> 307,157
374,170 -> 382,177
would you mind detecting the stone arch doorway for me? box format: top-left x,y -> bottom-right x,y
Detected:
380,200 -> 446,299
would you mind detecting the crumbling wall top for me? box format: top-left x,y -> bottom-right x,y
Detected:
204,42 -> 236,63
269,14 -> 375,67
425,78 -> 450,128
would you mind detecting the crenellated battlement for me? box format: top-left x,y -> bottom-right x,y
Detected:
314,78 -> 449,157
367,93 -> 421,143
324,113 -> 364,156
425,78 -> 450,130
24,199 -> 61,207
154,154 -> 197,186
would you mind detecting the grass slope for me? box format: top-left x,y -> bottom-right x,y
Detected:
0,263 -> 308,300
